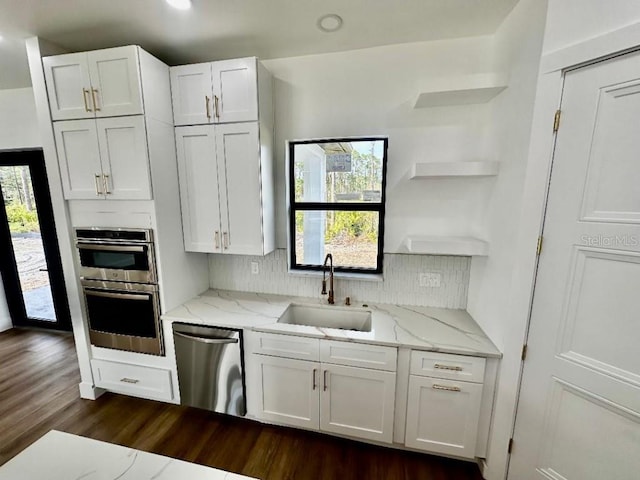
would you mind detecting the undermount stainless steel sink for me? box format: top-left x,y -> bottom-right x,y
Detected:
277,304 -> 372,332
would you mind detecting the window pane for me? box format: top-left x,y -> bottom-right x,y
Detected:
295,210 -> 379,270
293,140 -> 385,203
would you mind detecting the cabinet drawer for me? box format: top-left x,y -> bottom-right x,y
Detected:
252,332 -> 320,361
91,359 -> 173,402
320,340 -> 397,372
410,351 -> 485,383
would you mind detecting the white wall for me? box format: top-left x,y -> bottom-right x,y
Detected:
0,87 -> 40,150
0,86 -> 41,332
262,36 -> 497,252
543,0 -> 640,54
465,0 -> 548,478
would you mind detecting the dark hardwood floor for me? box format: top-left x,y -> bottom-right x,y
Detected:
0,329 -> 484,479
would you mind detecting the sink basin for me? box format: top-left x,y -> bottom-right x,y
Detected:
277,304 -> 372,332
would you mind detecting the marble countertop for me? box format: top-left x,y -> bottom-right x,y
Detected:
0,430 -> 255,480
163,290 -> 501,358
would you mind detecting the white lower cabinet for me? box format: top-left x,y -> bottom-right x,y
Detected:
405,375 -> 483,459
91,359 -> 173,402
320,364 -> 396,443
251,338 -> 397,444
254,355 -> 319,429
404,350 -> 485,459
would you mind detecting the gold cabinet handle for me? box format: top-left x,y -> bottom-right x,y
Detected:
432,384 -> 461,392
214,95 -> 220,119
102,174 -> 111,194
91,88 -> 101,111
223,231 -> 229,250
94,174 -> 103,195
312,368 -> 317,390
323,370 -> 328,391
120,378 -> 140,384
434,364 -> 463,372
205,96 -> 211,120
214,231 -> 220,249
82,88 -> 92,112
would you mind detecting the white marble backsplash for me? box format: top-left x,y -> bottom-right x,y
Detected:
209,249 -> 470,309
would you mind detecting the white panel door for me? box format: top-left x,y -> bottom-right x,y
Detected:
175,125 -> 221,253
510,51 -> 640,479
170,63 -> 213,126
215,122 -> 263,255
405,375 -> 483,459
43,52 -> 94,121
53,119 -> 103,199
320,364 -> 396,443
96,116 -> 151,200
212,58 -> 258,123
88,46 -> 143,118
254,354 -> 320,430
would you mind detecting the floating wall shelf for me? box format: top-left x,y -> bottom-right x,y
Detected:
405,236 -> 489,257
414,74 -> 508,108
409,161 -> 499,179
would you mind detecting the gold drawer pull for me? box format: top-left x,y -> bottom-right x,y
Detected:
434,363 -> 463,371
120,377 -> 140,384
433,384 -> 461,392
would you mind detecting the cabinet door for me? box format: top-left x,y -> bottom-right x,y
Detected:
320,364 -> 396,443
43,52 -> 94,121
96,116 -> 151,200
405,375 -> 483,459
216,122 -> 263,255
212,58 -> 258,123
253,355 -> 320,430
170,63 -> 213,126
175,125 -> 222,253
53,120 -> 103,199
88,46 -> 144,118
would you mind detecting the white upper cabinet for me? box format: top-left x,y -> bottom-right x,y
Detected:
44,46 -> 143,121
212,58 -> 258,123
54,117 -> 151,200
170,63 -> 214,126
96,116 -> 151,200
175,125 -> 222,252
170,57 -> 259,126
216,122 -> 263,255
53,119 -> 102,198
175,122 -> 270,255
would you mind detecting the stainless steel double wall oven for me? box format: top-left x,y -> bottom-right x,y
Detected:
76,228 -> 163,355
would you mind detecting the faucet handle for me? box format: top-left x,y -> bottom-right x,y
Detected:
321,280 -> 327,295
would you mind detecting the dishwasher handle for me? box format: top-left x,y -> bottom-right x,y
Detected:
174,331 -> 239,344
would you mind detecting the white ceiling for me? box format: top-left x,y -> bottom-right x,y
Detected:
0,0 -> 519,89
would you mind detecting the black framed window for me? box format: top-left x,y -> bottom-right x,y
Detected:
288,137 -> 388,274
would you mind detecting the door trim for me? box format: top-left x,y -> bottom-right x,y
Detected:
0,149 -> 72,331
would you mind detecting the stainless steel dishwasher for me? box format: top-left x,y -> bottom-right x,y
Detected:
172,323 -> 246,416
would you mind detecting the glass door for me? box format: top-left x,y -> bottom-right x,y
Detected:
0,149 -> 71,331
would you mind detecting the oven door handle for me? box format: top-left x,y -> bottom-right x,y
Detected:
76,243 -> 146,253
174,331 -> 239,344
84,289 -> 151,301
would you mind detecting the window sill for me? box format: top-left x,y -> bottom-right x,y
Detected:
288,269 -> 383,282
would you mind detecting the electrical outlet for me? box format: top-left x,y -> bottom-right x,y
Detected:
251,262 -> 260,275
419,272 -> 441,288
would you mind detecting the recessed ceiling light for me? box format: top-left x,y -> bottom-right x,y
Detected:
166,0 -> 191,10
317,14 -> 343,33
